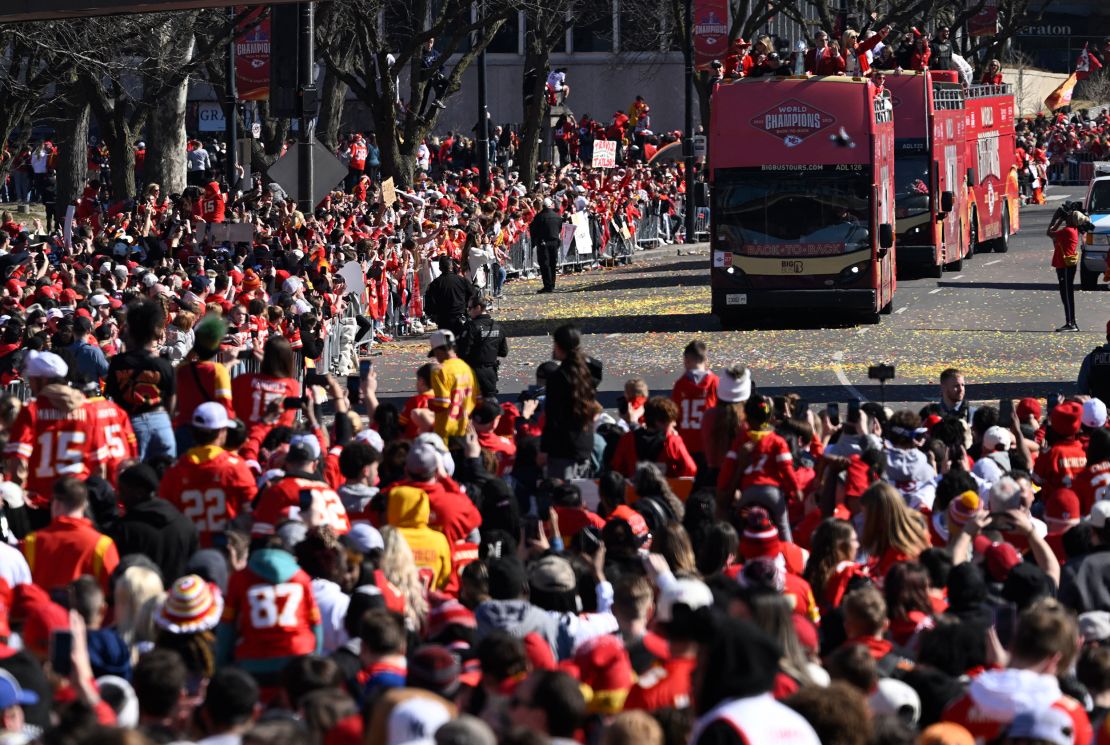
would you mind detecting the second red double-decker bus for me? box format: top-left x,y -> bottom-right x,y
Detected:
710,76 -> 896,324
886,70 -> 971,277
963,83 -> 1021,255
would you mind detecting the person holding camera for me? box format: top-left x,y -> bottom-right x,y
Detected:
1048,207 -> 1082,332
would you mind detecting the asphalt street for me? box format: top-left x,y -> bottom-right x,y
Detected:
373,187 -> 1109,412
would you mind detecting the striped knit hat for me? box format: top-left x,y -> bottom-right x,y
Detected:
739,506 -> 781,560
947,490 -> 983,528
156,575 -> 223,634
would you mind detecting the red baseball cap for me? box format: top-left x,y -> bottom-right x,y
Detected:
1017,397 -> 1042,422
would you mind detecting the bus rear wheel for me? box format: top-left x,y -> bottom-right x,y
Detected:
992,208 -> 1010,253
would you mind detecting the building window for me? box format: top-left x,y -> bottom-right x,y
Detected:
488,10 -> 521,54
572,2 -> 614,53
618,0 -> 669,51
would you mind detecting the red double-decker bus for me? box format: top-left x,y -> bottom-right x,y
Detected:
886,70 -> 971,277
709,76 -> 897,324
963,83 -> 1020,254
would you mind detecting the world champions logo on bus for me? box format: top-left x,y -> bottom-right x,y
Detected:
751,99 -> 836,147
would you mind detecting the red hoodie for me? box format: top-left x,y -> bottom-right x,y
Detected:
717,428 -> 799,494
197,181 -> 226,223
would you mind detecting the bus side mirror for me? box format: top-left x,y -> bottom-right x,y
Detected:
879,223 -> 894,249
966,168 -> 976,187
941,190 -> 955,213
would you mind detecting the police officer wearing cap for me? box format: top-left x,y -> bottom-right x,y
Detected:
1078,320 -> 1110,403
458,292 -> 508,399
423,255 -> 475,338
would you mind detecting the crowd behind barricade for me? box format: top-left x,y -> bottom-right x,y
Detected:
0,314 -> 1103,745
1017,109 -> 1110,196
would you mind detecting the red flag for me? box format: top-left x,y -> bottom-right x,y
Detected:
1077,42 -> 1103,81
1044,73 -> 1078,112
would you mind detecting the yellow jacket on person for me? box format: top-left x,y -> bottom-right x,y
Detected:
387,486 -> 452,590
429,357 -> 478,440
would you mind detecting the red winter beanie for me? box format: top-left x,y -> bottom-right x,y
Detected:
1050,401 -> 1083,437
739,506 -> 781,560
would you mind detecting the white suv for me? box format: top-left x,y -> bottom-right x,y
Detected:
1082,171 -> 1110,290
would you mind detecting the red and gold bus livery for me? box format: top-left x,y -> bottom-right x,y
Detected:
885,71 -> 970,277
964,84 -> 1020,253
710,76 -> 896,323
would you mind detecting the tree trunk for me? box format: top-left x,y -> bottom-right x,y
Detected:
54,100 -> 89,225
105,119 -> 137,199
518,30 -> 551,189
317,64 -> 349,152
146,77 -> 190,194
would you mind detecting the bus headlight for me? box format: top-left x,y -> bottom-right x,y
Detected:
836,261 -> 870,284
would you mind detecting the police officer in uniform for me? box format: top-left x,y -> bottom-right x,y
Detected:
1079,321 -> 1110,402
459,292 -> 508,398
423,255 -> 475,338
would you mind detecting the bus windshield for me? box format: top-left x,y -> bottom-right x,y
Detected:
713,166 -> 871,255
894,155 -> 931,218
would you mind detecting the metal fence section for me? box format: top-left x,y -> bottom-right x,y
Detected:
1049,152 -> 1097,185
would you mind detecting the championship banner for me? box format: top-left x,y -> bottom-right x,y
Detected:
967,0 -> 999,37
1044,73 -> 1078,112
235,6 -> 271,101
692,0 -> 729,70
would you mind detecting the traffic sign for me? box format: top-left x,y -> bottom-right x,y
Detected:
266,139 -> 348,209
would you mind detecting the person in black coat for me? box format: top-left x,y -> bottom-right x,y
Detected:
110,464 -> 198,583
541,324 -> 598,479
529,198 -> 564,293
424,255 -> 475,337
458,292 -> 508,398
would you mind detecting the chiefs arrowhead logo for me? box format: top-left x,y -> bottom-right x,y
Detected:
750,99 -> 836,145
251,59 -> 265,69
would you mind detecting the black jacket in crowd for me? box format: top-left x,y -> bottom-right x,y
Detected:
529,207 -> 563,247
541,359 -> 597,461
460,314 -> 508,370
110,497 -> 199,582
424,272 -> 475,327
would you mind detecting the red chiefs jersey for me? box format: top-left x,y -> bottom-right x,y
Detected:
5,397 -> 106,508
252,475 -> 351,537
717,428 -> 800,494
222,563 -> 320,662
1075,459 -> 1110,515
477,430 -> 516,475
671,371 -> 718,454
943,683 -> 1090,745
399,393 -> 433,439
84,396 -> 138,486
1034,440 -> 1088,492
231,374 -> 301,429
160,445 -> 258,548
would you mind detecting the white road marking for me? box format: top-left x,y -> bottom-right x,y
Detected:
929,288 -> 943,294
606,333 -> 620,338
952,274 -> 964,279
984,259 -> 1002,266
895,307 -> 907,314
831,351 -> 869,402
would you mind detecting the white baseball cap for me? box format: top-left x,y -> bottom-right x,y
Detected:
88,294 -> 109,308
1088,501 -> 1110,529
24,350 -> 68,379
1083,398 -> 1108,429
355,428 -> 385,452
283,276 -> 304,294
982,426 -> 1013,452
192,402 -> 232,430
428,329 -> 456,356
655,577 -> 714,624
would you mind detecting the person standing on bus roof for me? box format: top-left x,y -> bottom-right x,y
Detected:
804,31 -> 845,76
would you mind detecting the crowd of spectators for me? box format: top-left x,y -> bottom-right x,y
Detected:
0,318 -> 1103,745
1017,109 -> 1110,194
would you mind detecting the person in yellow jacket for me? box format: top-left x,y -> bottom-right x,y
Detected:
387,485 -> 452,591
428,330 -> 478,440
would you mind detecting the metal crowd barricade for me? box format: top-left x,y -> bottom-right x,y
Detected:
635,207 -> 663,248
2,379 -> 30,404
694,208 -> 711,241
506,235 -> 535,277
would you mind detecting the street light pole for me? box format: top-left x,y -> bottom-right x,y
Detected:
683,0 -> 696,244
476,1 -> 491,192
225,6 -> 239,188
297,0 -> 316,212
